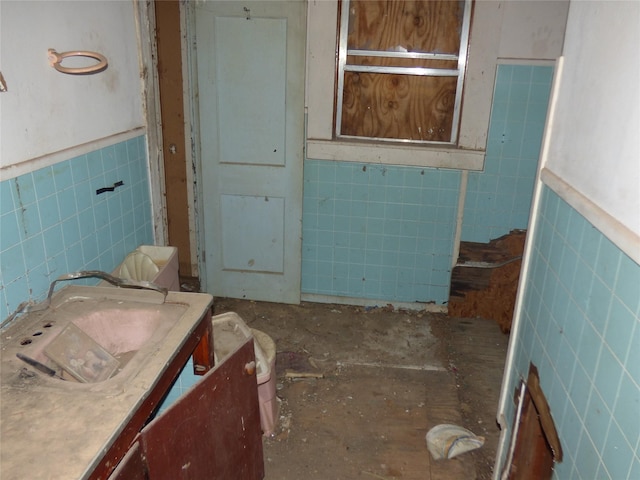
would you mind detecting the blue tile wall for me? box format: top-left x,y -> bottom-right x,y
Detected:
301,64 -> 552,305
500,186 -> 640,479
462,64 -> 553,243
0,136 -> 154,321
301,160 -> 461,304
157,357 -> 201,414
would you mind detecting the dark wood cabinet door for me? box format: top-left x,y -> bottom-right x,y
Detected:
108,441 -> 148,480
139,339 -> 264,479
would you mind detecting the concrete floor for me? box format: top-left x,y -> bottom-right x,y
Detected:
212,298 -> 509,480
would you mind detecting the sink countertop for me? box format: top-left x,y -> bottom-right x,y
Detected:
0,286 -> 213,480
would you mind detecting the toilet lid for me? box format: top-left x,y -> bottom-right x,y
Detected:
119,251 -> 159,282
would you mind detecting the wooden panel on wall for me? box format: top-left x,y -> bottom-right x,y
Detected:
506,364 -> 561,479
347,0 -> 463,54
341,72 -> 456,141
155,0 -> 193,277
340,0 -> 464,143
448,230 -> 526,333
507,386 -> 554,480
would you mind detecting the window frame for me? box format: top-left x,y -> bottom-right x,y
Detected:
304,0 -> 503,172
335,0 -> 473,146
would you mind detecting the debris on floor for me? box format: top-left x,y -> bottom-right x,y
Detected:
426,424 -> 485,460
213,298 -> 508,480
276,351 -> 324,379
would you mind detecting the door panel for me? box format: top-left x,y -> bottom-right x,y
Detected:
139,340 -> 264,479
196,1 -> 306,303
215,17 -> 287,166
108,441 -> 147,480
221,194 -> 285,273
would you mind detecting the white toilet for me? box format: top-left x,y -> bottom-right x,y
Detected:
212,313 -> 279,437
109,245 -> 180,291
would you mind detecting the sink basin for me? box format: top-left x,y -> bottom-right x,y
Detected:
74,307 -> 174,354
2,285 -> 187,385
42,303 -> 185,382
1,284 -> 214,480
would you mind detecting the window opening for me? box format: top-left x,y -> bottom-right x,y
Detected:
336,0 -> 472,145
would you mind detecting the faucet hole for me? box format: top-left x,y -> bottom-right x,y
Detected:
20,339 -> 33,345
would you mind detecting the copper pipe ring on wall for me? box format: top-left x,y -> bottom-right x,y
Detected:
47,48 -> 108,75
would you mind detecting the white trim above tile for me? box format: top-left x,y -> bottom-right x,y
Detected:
541,168 -> 640,265
0,128 -> 146,181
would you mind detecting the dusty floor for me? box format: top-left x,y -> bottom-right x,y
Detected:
212,299 -> 509,480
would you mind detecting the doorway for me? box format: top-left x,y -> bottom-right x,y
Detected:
154,0 -> 195,278
192,0 -> 306,303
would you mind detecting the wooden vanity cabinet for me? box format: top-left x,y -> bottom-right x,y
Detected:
104,313 -> 264,479
108,443 -> 146,480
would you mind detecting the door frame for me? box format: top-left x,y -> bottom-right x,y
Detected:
154,0 -> 201,278
134,0 -> 168,247
183,1 -> 209,289
137,0 -> 202,278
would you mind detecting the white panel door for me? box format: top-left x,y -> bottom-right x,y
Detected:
195,1 -> 306,303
